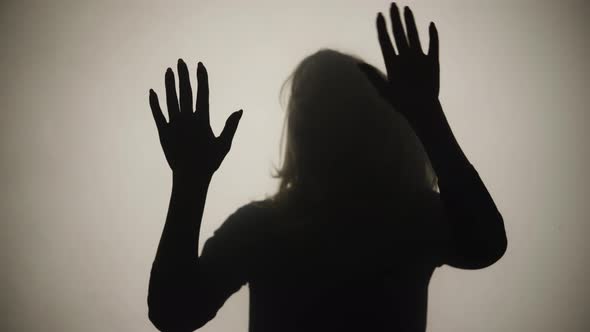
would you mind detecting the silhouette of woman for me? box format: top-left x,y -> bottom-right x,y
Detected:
147,3 -> 507,332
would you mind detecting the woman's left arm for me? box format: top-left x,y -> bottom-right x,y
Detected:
360,2 -> 507,269
411,98 -> 507,269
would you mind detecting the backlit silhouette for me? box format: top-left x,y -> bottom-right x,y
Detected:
147,3 -> 507,331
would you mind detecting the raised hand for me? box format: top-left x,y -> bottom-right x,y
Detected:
359,2 -> 440,132
149,59 -> 243,178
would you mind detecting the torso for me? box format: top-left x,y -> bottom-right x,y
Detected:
246,198 -> 442,332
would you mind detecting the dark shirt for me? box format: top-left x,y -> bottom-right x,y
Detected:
149,163 -> 506,332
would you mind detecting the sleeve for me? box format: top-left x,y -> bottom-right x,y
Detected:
432,162 -> 508,269
196,202 -> 263,319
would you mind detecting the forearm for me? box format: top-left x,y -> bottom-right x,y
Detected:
154,172 -> 212,267
409,99 -> 507,266
405,99 -> 468,177
148,173 -> 213,331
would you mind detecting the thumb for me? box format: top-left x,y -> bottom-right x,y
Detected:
218,109 -> 243,152
357,63 -> 392,103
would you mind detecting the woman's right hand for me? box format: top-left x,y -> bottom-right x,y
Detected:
149,59 -> 243,178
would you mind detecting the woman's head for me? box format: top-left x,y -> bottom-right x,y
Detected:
268,48 -> 437,208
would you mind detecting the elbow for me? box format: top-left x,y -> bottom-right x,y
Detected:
148,305 -> 186,332
147,264 -> 212,331
476,230 -> 507,269
148,312 -> 205,332
147,298 -> 209,332
472,221 -> 508,269
147,291 -> 189,332
147,286 -> 215,332
451,242 -> 506,270
484,214 -> 508,267
449,220 -> 508,270
496,229 -> 508,260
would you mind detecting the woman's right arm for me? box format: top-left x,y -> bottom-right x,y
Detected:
147,59 -> 244,331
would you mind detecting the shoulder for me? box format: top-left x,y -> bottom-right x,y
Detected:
231,199 -> 276,221
214,199 -> 277,236
202,199 -> 276,258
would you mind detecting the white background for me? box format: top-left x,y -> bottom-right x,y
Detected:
1,0 -> 588,331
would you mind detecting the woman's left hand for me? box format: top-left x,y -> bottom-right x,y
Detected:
359,2 -> 440,131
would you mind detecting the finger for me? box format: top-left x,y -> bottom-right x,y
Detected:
149,89 -> 167,131
357,63 -> 392,103
218,109 -> 243,152
428,22 -> 439,60
404,6 -> 423,54
177,58 -> 193,115
390,3 -> 409,54
165,68 -> 180,122
376,12 -> 395,76
196,62 -> 210,125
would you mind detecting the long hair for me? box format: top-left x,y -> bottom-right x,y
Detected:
262,48 -> 438,212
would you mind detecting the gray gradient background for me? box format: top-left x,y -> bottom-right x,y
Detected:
1,0 -> 588,331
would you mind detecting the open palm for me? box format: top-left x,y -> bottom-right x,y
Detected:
149,59 -> 243,177
360,3 -> 440,131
